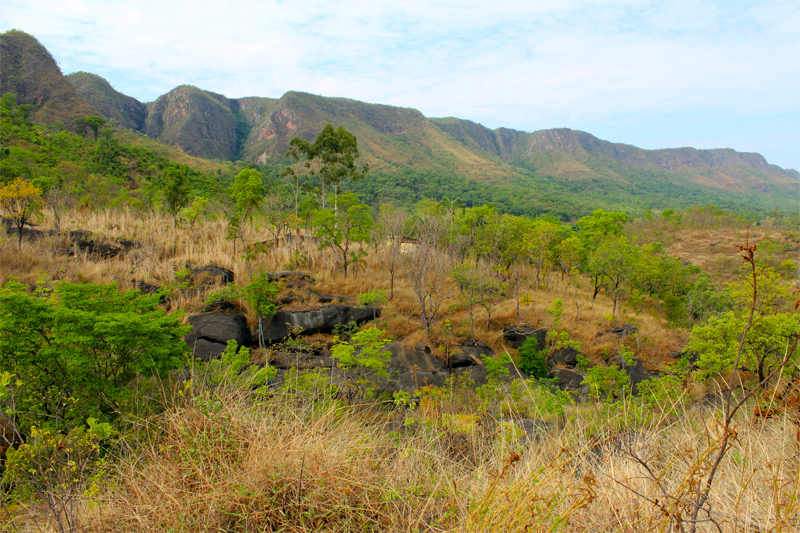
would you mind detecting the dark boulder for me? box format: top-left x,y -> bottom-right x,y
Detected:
308,290 -> 349,303
271,351 -> 336,370
388,343 -> 445,373
609,352 -> 660,394
546,368 -> 585,390
68,230 -> 92,242
75,240 -> 122,258
503,325 -> 548,350
457,341 -> 495,358
203,300 -> 240,313
609,324 -> 638,337
185,313 -> 252,361
448,351 -> 479,368
394,370 -> 449,392
266,271 -> 314,282
259,305 -> 379,343
549,347 -> 580,368
133,280 -> 160,295
452,362 -> 527,387
188,265 -> 234,287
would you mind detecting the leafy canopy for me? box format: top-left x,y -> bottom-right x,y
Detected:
0,280 -> 189,431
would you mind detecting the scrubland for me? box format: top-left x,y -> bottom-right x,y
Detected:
1,206 -> 798,533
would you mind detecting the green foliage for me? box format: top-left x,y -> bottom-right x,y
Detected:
0,177 -> 44,250
686,264 -> 798,382
197,340 -> 276,391
517,337 -> 548,379
230,168 -> 265,218
331,327 -> 392,378
178,195 -> 209,232
314,191 -> 373,277
481,352 -> 514,382
287,123 -> 368,209
0,279 -> 189,432
3,419 -> 112,533
164,164 -> 192,221
583,365 -> 630,401
205,270 -> 279,320
75,116 -> 107,141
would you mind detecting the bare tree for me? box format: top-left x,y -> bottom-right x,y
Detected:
402,205 -> 453,331
376,203 -> 409,300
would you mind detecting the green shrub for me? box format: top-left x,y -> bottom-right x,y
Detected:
517,336 -> 548,379
0,279 -> 189,432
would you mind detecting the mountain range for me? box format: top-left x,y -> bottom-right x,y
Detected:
2,29 -> 798,217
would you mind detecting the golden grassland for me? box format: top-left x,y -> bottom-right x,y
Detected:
1,208 -> 799,532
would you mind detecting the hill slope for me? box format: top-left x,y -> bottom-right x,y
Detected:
0,30 -> 97,125
2,29 -> 797,217
66,71 -> 146,131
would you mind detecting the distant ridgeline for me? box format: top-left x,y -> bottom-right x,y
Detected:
1,29 -> 798,219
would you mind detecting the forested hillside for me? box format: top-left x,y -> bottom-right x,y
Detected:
2,29 -> 798,220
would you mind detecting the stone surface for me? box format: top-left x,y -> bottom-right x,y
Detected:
259,305 -> 379,343
549,347 -> 580,368
388,344 -> 445,373
266,271 -> 314,282
188,265 -> 234,287
610,324 -> 638,337
546,368 -> 585,390
185,313 -> 252,361
503,325 -> 548,350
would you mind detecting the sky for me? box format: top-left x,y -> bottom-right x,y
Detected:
2,0 -> 799,170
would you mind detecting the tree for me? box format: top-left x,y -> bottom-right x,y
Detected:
0,178 -> 44,251
75,116 -> 107,141
687,265 -> 798,382
451,263 -> 500,341
287,124 -> 367,211
331,327 -> 392,399
178,196 -> 210,237
524,218 -> 561,290
205,271 -> 279,348
228,169 -> 265,253
587,234 -> 639,317
314,192 -> 373,277
0,280 -> 189,432
230,168 -> 265,221
164,165 -> 192,226
376,203 -> 410,300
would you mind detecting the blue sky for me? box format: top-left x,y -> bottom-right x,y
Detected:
2,0 -> 798,170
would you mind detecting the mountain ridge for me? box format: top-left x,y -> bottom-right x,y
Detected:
1,29 -> 797,216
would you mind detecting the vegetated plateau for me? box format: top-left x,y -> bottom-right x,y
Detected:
0,29 -> 798,533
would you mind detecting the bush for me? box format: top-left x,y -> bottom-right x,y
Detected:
0,279 -> 189,432
517,336 -> 548,379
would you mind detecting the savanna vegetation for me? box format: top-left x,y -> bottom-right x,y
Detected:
1,94 -> 798,532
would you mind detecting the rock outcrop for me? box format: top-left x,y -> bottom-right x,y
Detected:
185,313 -> 252,361
259,305 -> 380,343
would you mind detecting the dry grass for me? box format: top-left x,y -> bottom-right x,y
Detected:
5,380 -> 790,533
2,206 -> 799,532
2,207 -> 698,370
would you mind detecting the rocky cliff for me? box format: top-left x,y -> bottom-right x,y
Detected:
66,71 -> 146,131
0,30 -> 97,125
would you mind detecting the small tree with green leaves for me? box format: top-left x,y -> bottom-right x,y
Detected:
205,271 -> 279,348
164,165 -> 192,226
0,279 -> 189,433
178,196 -> 209,236
358,289 -> 387,327
75,116 -> 107,141
315,191 -> 373,277
331,327 -> 392,399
